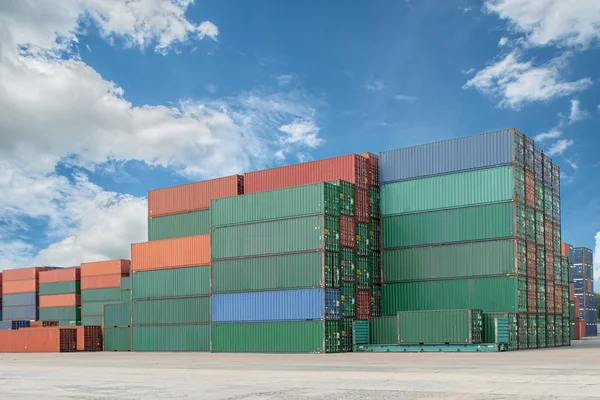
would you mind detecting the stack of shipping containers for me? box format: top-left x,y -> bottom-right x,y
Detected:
2,267 -> 54,321
0,273 -> 2,321
81,260 -> 130,326
39,268 -> 81,326
570,246 -> 597,337
102,274 -> 133,351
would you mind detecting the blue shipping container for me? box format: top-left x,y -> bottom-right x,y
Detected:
0,320 -> 31,330
2,305 -> 37,320
571,248 -> 593,264
575,294 -> 585,308
570,265 -> 583,280
379,128 -> 523,184
211,288 -> 341,323
573,279 -> 584,292
586,323 -> 597,337
2,292 -> 38,307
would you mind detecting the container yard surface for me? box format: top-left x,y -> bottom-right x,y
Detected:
0,336 -> 599,399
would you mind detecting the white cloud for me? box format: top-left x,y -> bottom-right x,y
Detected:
393,94 -> 418,102
278,118 -> 323,149
563,157 -> 579,170
277,74 -> 296,87
484,0 -> 600,48
461,68 -> 476,75
463,51 -> 592,109
365,80 -> 386,92
498,37 -> 509,46
463,6 -> 473,13
198,21 -> 219,41
569,99 -> 589,123
547,139 -> 574,156
534,129 -> 562,142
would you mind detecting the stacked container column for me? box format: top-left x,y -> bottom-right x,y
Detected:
39,268 -> 81,326
81,260 -> 130,327
2,267 -> 55,321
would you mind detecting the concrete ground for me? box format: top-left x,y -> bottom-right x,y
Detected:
0,338 -> 599,399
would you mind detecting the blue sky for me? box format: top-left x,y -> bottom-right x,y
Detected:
0,0 -> 599,279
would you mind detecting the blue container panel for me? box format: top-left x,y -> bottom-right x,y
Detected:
575,294 -> 585,308
570,266 -> 583,280
0,321 -> 10,330
0,320 -> 32,330
573,279 -> 584,292
211,288 -> 340,323
379,129 -> 519,184
2,306 -> 37,321
585,324 -> 597,337
2,292 -> 38,307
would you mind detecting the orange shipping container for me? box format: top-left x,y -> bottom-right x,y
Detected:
81,260 -> 130,278
81,275 -> 122,290
76,326 -> 103,351
561,242 -> 571,258
0,327 -> 77,352
131,235 -> 210,272
39,267 -> 81,284
3,266 -> 55,282
3,280 -> 38,294
570,282 -> 575,301
148,175 -> 243,218
40,294 -> 81,307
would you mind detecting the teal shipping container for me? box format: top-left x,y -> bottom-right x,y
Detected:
104,328 -> 131,351
483,312 -> 517,350
133,325 -> 210,352
132,266 -> 210,299
148,209 -> 211,240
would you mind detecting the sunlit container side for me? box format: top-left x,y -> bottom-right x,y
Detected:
535,210 -> 544,245
356,257 -> 371,290
210,182 -> 341,227
382,276 -> 526,314
370,316 -> 398,345
381,165 -> 524,216
525,170 -> 535,208
382,202 -> 524,249
147,174 -> 243,218
483,312 -> 518,350
81,275 -> 122,290
397,309 -> 483,345
563,318 -> 571,344
2,280 -> 40,294
547,282 -> 555,315
546,315 -> 555,346
148,210 -> 211,241
133,297 -> 210,325
39,281 -> 80,295
0,327 -> 77,352
39,306 -> 81,324
524,135 -> 534,172
82,288 -> 121,302
356,222 -> 370,256
555,319 -> 563,346
39,294 -> 81,307
81,260 -> 130,278
82,316 -> 103,326
211,215 -> 339,259
355,187 -> 370,223
329,180 -> 356,216
83,301 -> 120,316
382,240 -> 525,283
103,302 -> 131,327
2,292 -> 38,307
104,327 -> 131,351
132,266 -> 210,299
133,325 -> 210,352
2,266 -> 55,282
39,267 -> 80,284
131,235 -> 210,271
212,288 -> 341,323
526,241 -> 537,278
211,320 -> 341,353
379,128 -> 524,184
535,182 -> 544,212
371,285 -> 382,318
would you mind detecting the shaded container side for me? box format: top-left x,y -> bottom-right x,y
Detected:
383,239 -> 524,283
104,302 -> 131,327
381,165 -> 523,216
398,309 -> 483,345
356,289 -> 372,321
370,218 -> 381,253
82,288 -> 122,302
356,257 -> 372,290
39,267 -> 80,284
40,293 -> 81,307
356,222 -> 371,256
148,209 -> 211,241
379,128 -> 523,183
39,306 -> 81,322
537,314 -> 547,348
81,260 -> 130,278
211,288 -> 340,323
517,314 -> 528,349
370,186 -> 380,218
534,146 -> 543,181
133,325 -> 210,352
211,215 -> 339,259
211,182 -> 341,227
39,281 -> 80,295
538,279 -> 547,314
148,174 -> 242,218
104,327 -> 131,351
2,305 -> 38,320
133,296 -> 210,325
82,301 -> 121,316
132,266 -> 209,299
340,248 -> 356,283
2,266 -> 55,282
131,235 -> 210,272
528,314 -> 538,349
483,312 -> 518,350
341,282 -> 356,318
2,292 -> 38,307
370,316 -> 398,345
82,316 -> 103,326
355,187 -> 370,223
340,215 -> 356,248
382,202 -> 524,249
360,152 -> 380,187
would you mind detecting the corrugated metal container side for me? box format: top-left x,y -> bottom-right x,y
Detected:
536,246 -> 546,279
244,154 -> 368,194
356,289 -> 372,320
211,253 -> 333,293
370,218 -> 381,253
39,281 -> 80,295
211,215 -> 339,259
483,312 -> 518,350
379,128 -> 523,183
211,289 -> 340,323
131,235 -> 210,271
356,257 -> 371,290
370,316 -> 399,345
340,249 -> 356,283
356,222 -> 370,256
537,314 -> 547,348
2,280 -> 40,294
103,302 -> 131,327
370,186 -> 380,218
538,279 -> 546,314
383,240 -> 523,283
82,301 -> 121,316
2,266 -> 55,282
81,275 -> 122,290
148,174 -> 242,218
133,296 -> 210,325
82,288 -> 122,302
148,210 -> 211,241
371,285 -> 382,318
133,325 -> 210,352
382,202 -> 524,249
2,292 -> 38,307
525,170 -> 535,208
340,215 -> 356,248
382,276 -> 524,314
527,314 -> 538,348
82,316 -> 103,326
526,241 -> 537,278
2,305 -> 38,320
120,276 -> 131,291
81,260 -> 130,278
132,266 -> 210,299
39,306 -> 81,322
103,327 -> 131,351
524,135 -> 534,172
329,180 -> 356,216
397,309 -> 483,345
39,267 -> 80,284
561,242 -> 571,258
0,327 -> 77,352
341,282 -> 356,317
555,319 -> 563,346
534,145 -> 543,180
355,187 -> 370,223
211,321 -> 327,353
40,294 -> 81,307
528,278 -> 537,314
517,314 -> 528,349
381,165 -> 523,216
210,182 -> 340,227
360,152 -> 380,187
121,290 -> 131,303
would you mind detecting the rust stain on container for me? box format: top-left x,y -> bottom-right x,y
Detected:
148,175 -> 243,218
39,267 -> 81,284
2,266 -> 54,282
3,280 -> 38,294
81,275 -> 122,290
40,294 -> 81,307
81,260 -> 130,278
131,235 -> 210,272
0,327 -> 77,352
244,154 -> 369,193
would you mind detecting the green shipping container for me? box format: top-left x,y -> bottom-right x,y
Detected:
517,314 -> 528,350
380,165 -> 524,216
525,207 -> 535,242
563,318 -> 570,346
570,321 -> 575,340
382,276 -> 527,315
133,325 -> 210,352
536,246 -> 546,280
356,256 -> 371,290
554,259 -> 562,286
132,266 -> 209,299
341,282 -> 356,318
397,309 -> 483,345
39,281 -> 80,295
569,301 -> 575,322
383,240 -> 525,283
211,182 -> 341,227
340,249 -> 356,283
104,327 -> 131,351
382,202 -> 525,249
82,316 -> 103,326
82,288 -> 121,303
535,182 -> 544,211
133,297 -> 210,325
341,318 -> 353,352
121,290 -> 131,303
370,253 -> 381,286
211,321 -> 338,353
483,312 -> 517,350
82,301 -> 120,316
39,306 -> 81,322
370,316 -> 398,345
538,279 -> 546,314
369,218 -> 381,253
148,209 -> 211,241
120,277 -> 131,291
543,187 -> 553,219
103,302 -> 131,327
561,257 -> 569,288
537,314 -> 547,348
553,228 -> 561,256
211,252 -> 339,293
371,285 -> 381,318
356,222 -> 370,256
369,186 -> 380,219
330,180 -> 355,216
546,315 -> 555,347
535,210 -> 544,245
211,215 -> 340,259
555,319 -> 563,346
527,314 -> 537,349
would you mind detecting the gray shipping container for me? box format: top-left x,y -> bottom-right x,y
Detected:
379,128 -> 524,184
2,305 -> 38,320
2,292 -> 38,307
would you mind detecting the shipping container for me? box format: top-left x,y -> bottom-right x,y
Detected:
104,327 -> 131,351
82,316 -> 103,326
517,314 -> 528,349
546,315 -> 555,347
340,249 -> 356,283
103,302 -> 131,327
535,182 -> 544,211
534,145 -> 543,181
39,294 -> 81,308
527,314 -> 537,349
555,286 -> 563,315
538,279 -> 546,314
555,318 -> 563,346
340,215 -> 356,248
356,257 -> 371,290
561,242 -> 571,258
356,289 -> 371,320
371,285 -> 382,318
526,242 -> 537,278
563,318 -> 570,345
396,309 -> 483,345
525,207 -> 535,242
82,301 -> 120,316
131,235 -> 210,271
39,267 -> 80,284
370,316 -> 398,345
0,327 -> 77,352
528,278 -> 537,314
329,180 -> 356,216
379,128 -> 524,184
120,277 -> 131,291
542,154 -> 552,187
341,283 -> 356,318
82,288 -> 122,302
0,320 -> 31,330
369,218 -> 381,253
2,280 -> 39,294
543,187 -> 553,219
148,174 -> 243,218
537,314 -> 547,348
524,136 -> 534,172
535,210 -> 544,245
212,289 -> 340,323
148,210 -> 211,241
39,306 -> 81,322
547,282 -> 555,315
355,187 -> 370,223
536,246 -> 546,280
133,266 -> 210,298
552,163 -> 560,194
244,154 -> 368,193
78,326 -> 103,351
552,195 -> 561,224
133,325 -> 210,352
81,275 -> 122,290
361,152 -> 380,187
369,186 -> 380,219
133,297 -> 210,325
356,222 -> 370,256
2,292 -> 37,307
81,260 -> 130,278
483,312 -> 518,350
2,266 -> 55,282
39,281 -> 80,295
121,290 -> 131,303
2,305 -> 37,320
341,318 -> 353,352
370,252 -> 382,286
525,170 -> 535,208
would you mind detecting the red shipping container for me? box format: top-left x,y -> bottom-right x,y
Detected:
244,154 -> 369,194
526,242 -> 537,278
356,289 -> 372,321
3,280 -> 38,294
0,327 -> 77,352
587,277 -> 593,292
360,152 -> 380,187
340,215 -> 356,248
570,282 -> 575,301
544,222 -> 553,252
525,171 -> 535,208
40,294 -> 81,307
39,267 -> 80,284
546,252 -> 554,281
554,286 -> 563,315
561,242 -> 571,258
528,278 -> 537,314
546,282 -> 555,315
574,297 -> 580,320
131,235 -> 210,272
355,187 -> 370,223
148,175 -> 243,218
76,326 -> 103,352
2,266 -> 54,282
81,260 -> 130,278
576,321 -> 585,339
81,275 -> 122,290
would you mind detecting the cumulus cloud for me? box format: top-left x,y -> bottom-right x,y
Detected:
569,99 -> 589,123
198,21 -> 219,41
279,118 -> 323,148
498,37 -> 510,47
547,139 -> 574,156
534,130 -> 562,142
